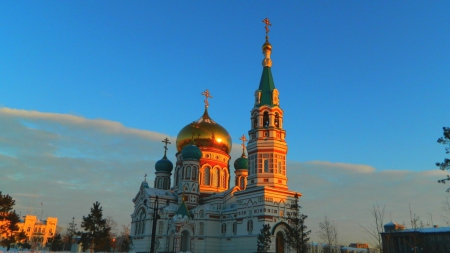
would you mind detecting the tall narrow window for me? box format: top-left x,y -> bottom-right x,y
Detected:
222,223 -> 227,235
214,168 -> 220,187
176,167 -> 180,186
199,222 -> 205,235
240,177 -> 245,189
264,160 -> 269,173
247,220 -> 253,233
158,221 -> 164,234
222,171 -> 227,188
192,167 -> 197,180
233,222 -> 237,235
253,113 -> 258,128
204,167 -> 210,185
263,111 -> 269,127
186,166 -> 191,179
275,113 -> 280,128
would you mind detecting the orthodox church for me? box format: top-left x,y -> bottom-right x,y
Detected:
131,20 -> 301,253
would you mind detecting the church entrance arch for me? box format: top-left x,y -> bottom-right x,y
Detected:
180,230 -> 190,252
276,231 -> 285,253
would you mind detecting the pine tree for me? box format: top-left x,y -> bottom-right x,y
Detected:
49,234 -> 64,251
257,224 -> 272,252
79,201 -> 111,252
284,193 -> 311,253
63,217 -> 78,251
0,192 -> 27,251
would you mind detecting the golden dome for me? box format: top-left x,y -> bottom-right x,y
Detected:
176,109 -> 232,154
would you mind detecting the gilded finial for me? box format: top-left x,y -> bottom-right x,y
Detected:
261,18 -> 273,67
239,134 -> 248,157
162,137 -> 171,157
201,89 -> 213,108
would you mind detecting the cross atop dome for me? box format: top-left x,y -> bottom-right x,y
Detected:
262,18 -> 271,41
162,137 -> 171,157
201,89 -> 213,108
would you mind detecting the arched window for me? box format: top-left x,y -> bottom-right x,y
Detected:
163,178 -> 168,189
159,178 -> 163,188
186,166 -> 191,180
263,111 -> 269,127
175,166 -> 180,186
222,170 -> 227,188
275,113 -> 280,128
253,113 -> 258,128
214,168 -> 220,187
203,167 -> 210,185
240,177 -> 245,189
247,220 -> 253,233
199,209 -> 205,218
139,210 -> 146,234
222,223 -> 227,235
181,166 -> 185,180
192,167 -> 197,180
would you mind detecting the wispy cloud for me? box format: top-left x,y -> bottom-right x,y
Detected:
0,107 -> 447,246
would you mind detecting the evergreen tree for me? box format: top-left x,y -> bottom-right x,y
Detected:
436,127 -> 450,191
257,224 -> 272,252
284,193 -> 311,253
63,217 -> 78,251
0,192 -> 27,251
79,201 -> 111,252
49,234 -> 64,251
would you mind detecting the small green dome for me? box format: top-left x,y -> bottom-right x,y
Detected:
155,155 -> 174,173
234,155 -> 248,170
181,144 -> 202,161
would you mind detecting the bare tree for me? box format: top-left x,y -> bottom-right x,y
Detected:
317,216 -> 338,253
358,203 -> 385,253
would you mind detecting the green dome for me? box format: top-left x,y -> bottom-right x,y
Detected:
234,155 -> 248,170
155,155 -> 174,173
181,144 -> 202,161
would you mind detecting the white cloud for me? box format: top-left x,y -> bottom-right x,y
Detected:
286,161 -> 449,246
0,107 -> 447,247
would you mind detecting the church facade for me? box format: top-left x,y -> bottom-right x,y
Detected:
131,21 -> 301,253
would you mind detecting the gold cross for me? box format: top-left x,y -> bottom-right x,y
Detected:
162,137 -> 171,156
239,134 -> 248,150
262,18 -> 271,36
201,89 -> 213,108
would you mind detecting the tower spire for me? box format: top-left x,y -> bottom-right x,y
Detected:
247,18 -> 287,189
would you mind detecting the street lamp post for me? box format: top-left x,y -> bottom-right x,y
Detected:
150,196 -> 160,253
144,196 -> 161,253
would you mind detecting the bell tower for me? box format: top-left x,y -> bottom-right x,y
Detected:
247,18 -> 288,189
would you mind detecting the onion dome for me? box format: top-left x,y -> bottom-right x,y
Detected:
176,108 -> 232,154
181,143 -> 202,161
155,154 -> 174,173
234,153 -> 248,170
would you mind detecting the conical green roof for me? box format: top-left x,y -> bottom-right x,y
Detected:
257,66 -> 276,106
175,199 -> 191,219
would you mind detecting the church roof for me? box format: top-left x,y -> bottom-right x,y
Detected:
257,66 -> 276,106
175,199 -> 191,219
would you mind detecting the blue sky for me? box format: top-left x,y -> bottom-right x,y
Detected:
1,1 -> 450,245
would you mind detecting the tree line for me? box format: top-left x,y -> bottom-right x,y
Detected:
0,192 -> 131,252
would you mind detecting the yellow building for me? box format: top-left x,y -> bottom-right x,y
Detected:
17,215 -> 58,248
